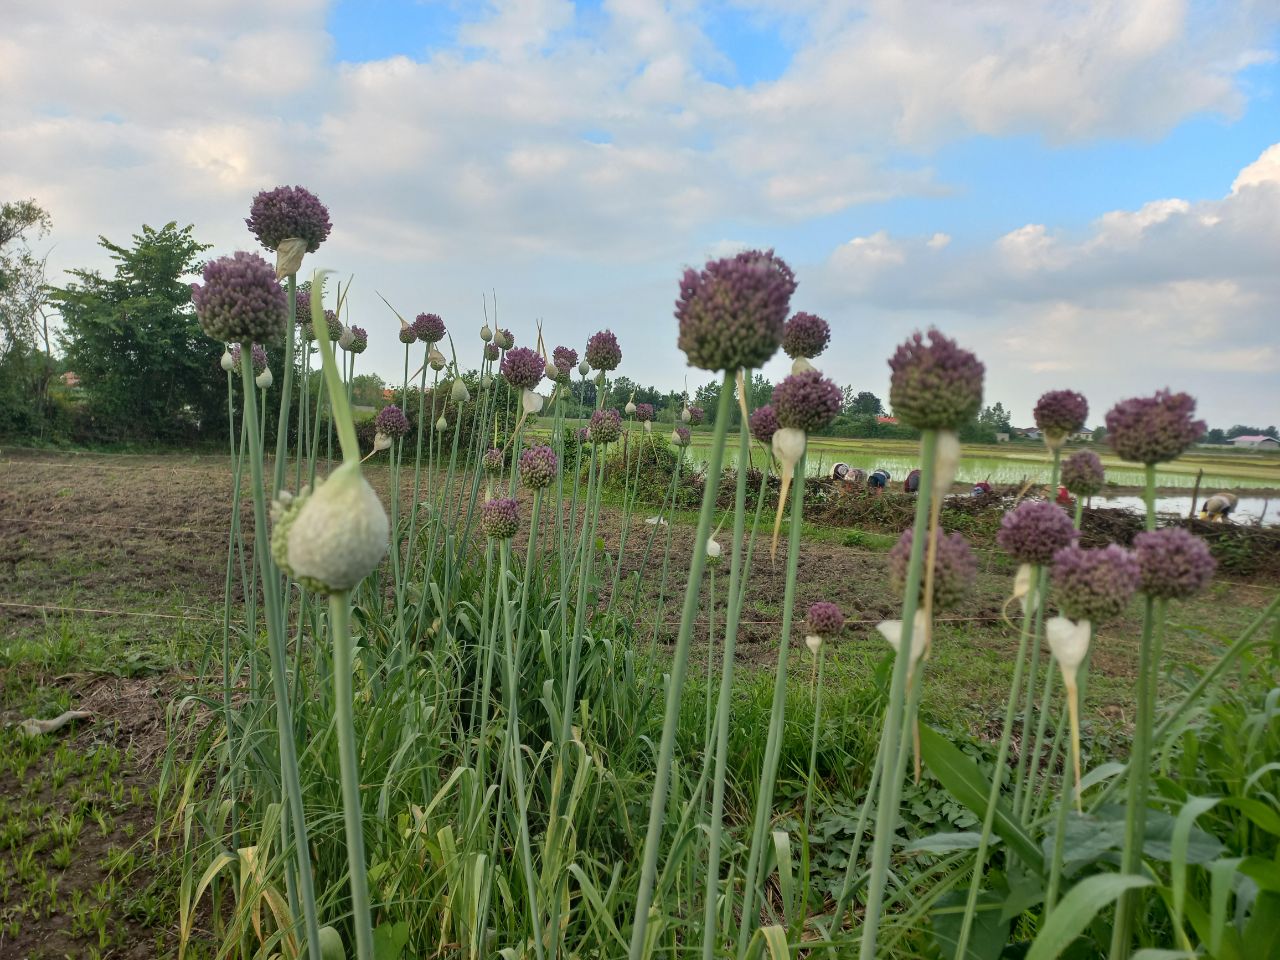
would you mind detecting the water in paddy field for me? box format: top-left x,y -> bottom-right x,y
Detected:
1089,494 -> 1277,527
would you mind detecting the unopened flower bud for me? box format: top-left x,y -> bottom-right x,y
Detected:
339,325 -> 354,350
435,414 -> 449,432
255,367 -> 274,389
1046,616 -> 1091,681
274,462 -> 389,593
545,360 -> 558,380
522,389 -> 544,415
373,432 -> 392,452
877,610 -> 930,668
480,373 -> 493,389
578,360 -> 590,376
706,537 -> 722,561
220,348 -> 235,372
451,379 -> 471,403
625,395 -> 637,416
805,634 -> 822,655
681,406 -> 691,423
481,323 -> 493,342
933,431 -> 961,499
428,348 -> 446,371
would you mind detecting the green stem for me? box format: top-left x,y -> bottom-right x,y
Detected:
858,429 -> 938,960
273,274 -> 297,495
329,592 -> 375,960
1046,627 -> 1094,915
627,375 -> 735,960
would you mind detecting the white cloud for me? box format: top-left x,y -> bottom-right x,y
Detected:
926,232 -> 951,249
1233,143 -> 1280,191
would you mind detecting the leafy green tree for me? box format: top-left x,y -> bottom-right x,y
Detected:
51,223 -> 218,442
978,401 -> 1012,434
350,373 -> 386,407
0,199 -> 56,438
848,390 -> 884,417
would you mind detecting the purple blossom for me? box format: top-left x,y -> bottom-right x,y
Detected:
552,345 -> 578,380
997,500 -> 1079,565
585,330 -> 622,371
672,425 -> 692,447
293,289 -> 311,325
484,342 -> 501,361
191,251 -> 288,344
496,328 -> 514,350
687,405 -> 705,425
518,445 -> 559,490
889,528 -> 978,611
1133,528 -> 1216,600
1105,390 -> 1205,465
230,343 -> 269,376
1034,390 -> 1089,440
772,370 -> 842,433
589,408 -> 622,444
482,448 -> 505,473
245,186 -> 332,253
480,497 -> 520,540
635,402 -> 655,422
374,404 -> 410,438
750,405 -> 780,444
888,329 -> 985,432
782,312 -> 831,359
412,312 -> 446,344
501,346 -> 545,390
348,325 -> 368,354
324,310 -> 342,342
1062,450 -> 1106,497
806,601 -> 845,638
576,427 -> 589,443
1051,544 -> 1141,622
675,249 -> 796,371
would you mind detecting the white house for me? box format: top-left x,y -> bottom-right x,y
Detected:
1230,435 -> 1280,449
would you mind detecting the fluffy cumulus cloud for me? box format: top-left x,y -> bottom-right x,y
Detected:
2,0 -> 1277,425
812,143 -> 1280,425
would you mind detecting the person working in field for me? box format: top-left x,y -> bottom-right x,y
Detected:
868,468 -> 891,496
904,469 -> 921,494
831,462 -> 866,495
1200,492 -> 1238,522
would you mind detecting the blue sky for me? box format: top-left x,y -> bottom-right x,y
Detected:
5,0 -> 1280,426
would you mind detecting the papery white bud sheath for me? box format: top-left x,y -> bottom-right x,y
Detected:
791,357 -> 816,375
435,414 -> 449,431
1047,616 -> 1092,682
625,399 -> 637,415
274,237 -> 307,279
545,360 -> 558,379
772,427 -> 806,470
681,406 -> 691,423
256,367 -> 274,389
451,379 -> 470,403
480,324 -> 493,342
578,360 -> 590,376
644,421 -> 652,433
805,634 -> 822,655
220,348 -> 235,372
933,430 -> 961,499
373,432 -> 392,452
480,373 -> 493,389
1013,563 -> 1038,616
706,538 -> 722,559
522,389 -> 544,414
285,462 -> 389,593
339,325 -> 354,350
877,611 -> 930,667
428,348 -> 446,371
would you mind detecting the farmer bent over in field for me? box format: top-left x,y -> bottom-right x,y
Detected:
868,468 -> 891,497
904,469 -> 921,494
1200,492 -> 1238,522
831,463 -> 866,495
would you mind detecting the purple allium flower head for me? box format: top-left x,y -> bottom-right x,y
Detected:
229,343 -> 269,376
1061,450 -> 1106,497
750,404 -> 780,444
782,312 -> 831,360
374,404 -> 410,438
585,329 -> 622,371
552,345 -> 578,381
687,405 -> 705,425
773,370 -> 842,433
589,408 -> 622,444
672,425 -> 692,447
484,342 -> 501,361
480,497 -> 520,540
293,289 -> 311,325
518,445 -> 559,490
1034,390 -> 1089,440
500,346 -> 545,390
806,601 -> 845,639
1133,528 -> 1216,600
1105,390 -> 1205,465
348,325 -> 368,354
300,321 -> 316,341
482,447 -> 505,473
1051,544 -> 1141,622
576,427 -> 589,442
324,310 -> 342,342
889,528 -> 978,611
398,323 -> 416,345
412,312 -> 446,344
496,328 -> 514,350
888,329 -> 985,431
635,402 -> 655,422
675,249 -> 796,371
191,251 -> 288,344
245,186 -> 331,253
997,500 -> 1079,565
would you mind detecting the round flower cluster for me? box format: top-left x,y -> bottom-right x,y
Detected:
191,252 -> 288,344
294,289 -> 311,325
805,600 -> 845,639
348,325 -> 368,354
484,343 -> 501,361
749,404 -> 779,444
245,185 -> 332,252
398,322 -> 416,345
1034,390 -> 1089,441
230,343 -> 269,376
482,448 -> 505,473
552,345 -> 578,381
1061,450 -> 1105,497
501,346 -> 545,390
773,370 -> 842,433
1105,390 -> 1205,465
324,310 -> 342,342
518,445 -> 559,489
888,528 -> 978,611
1051,544 -> 1141,622
1133,528 -> 1216,600
412,312 -> 445,344
997,500 -> 1079,565
888,330 -> 985,431
374,404 -> 410,438
635,402 -> 655,422
782,312 -> 831,359
589,408 -> 622,444
687,405 -> 705,425
495,328 -> 514,350
481,498 -> 520,540
585,330 -> 622,371
675,249 -> 797,371
671,425 -> 692,447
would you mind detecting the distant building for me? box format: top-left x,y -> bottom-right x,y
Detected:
876,415 -> 898,425
995,432 -> 1010,443
1071,429 -> 1094,442
1231,434 -> 1280,449
1013,427 -> 1042,440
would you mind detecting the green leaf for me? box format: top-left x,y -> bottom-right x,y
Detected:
930,890 -> 1010,960
1025,874 -> 1152,960
919,725 -> 1044,875
1171,795 -> 1220,930
1239,856 -> 1280,893
1130,951 -> 1197,959
372,921 -> 409,960
1042,811 -> 1125,870
904,831 -> 999,855
1243,891 -> 1280,959
1078,761 -> 1125,794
